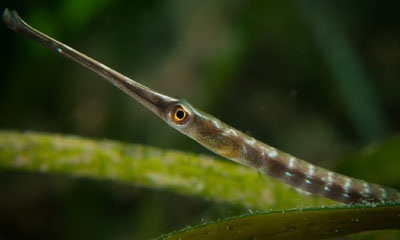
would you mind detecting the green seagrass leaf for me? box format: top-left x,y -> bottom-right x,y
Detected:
160,203 -> 400,240
0,130 -> 334,210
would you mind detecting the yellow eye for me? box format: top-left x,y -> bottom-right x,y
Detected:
174,108 -> 186,121
171,105 -> 190,125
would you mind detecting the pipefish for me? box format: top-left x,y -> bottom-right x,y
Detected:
3,8 -> 400,204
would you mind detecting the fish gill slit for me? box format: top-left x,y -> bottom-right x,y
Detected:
212,119 -> 221,129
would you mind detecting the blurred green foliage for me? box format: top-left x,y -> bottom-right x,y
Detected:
336,134 -> 400,188
1,0 -> 400,239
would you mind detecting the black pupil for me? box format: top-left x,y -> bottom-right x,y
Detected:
176,110 -> 185,120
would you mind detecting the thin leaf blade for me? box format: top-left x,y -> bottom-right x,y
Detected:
161,203 -> 400,240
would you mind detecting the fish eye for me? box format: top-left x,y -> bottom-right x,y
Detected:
175,109 -> 185,120
171,105 -> 190,125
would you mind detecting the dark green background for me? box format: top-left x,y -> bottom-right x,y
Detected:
1,1 -> 399,239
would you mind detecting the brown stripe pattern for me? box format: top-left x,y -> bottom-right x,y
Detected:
184,109 -> 400,204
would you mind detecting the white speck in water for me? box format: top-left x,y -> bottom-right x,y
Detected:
335,229 -> 339,233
